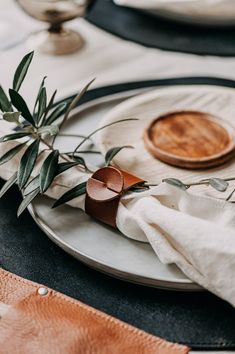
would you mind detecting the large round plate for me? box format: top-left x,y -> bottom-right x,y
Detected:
28,78 -> 235,291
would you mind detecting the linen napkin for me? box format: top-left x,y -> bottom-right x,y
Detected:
1,122 -> 235,308
114,0 -> 235,22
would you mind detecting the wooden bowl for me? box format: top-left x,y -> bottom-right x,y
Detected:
144,111 -> 235,169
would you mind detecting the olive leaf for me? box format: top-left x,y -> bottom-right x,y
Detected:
39,150 -> 59,193
2,111 -> 21,124
52,181 -> 87,208
0,171 -> 17,199
61,78 -> 95,126
33,76 -> 47,114
105,146 -> 132,166
24,175 -> 40,195
209,178 -> 229,192
24,161 -> 80,195
17,187 -> 40,217
226,187 -> 235,201
9,89 -> 35,126
36,87 -> 47,125
45,102 -> 67,125
69,155 -> 87,169
0,132 -> 30,142
18,139 -> 40,189
163,178 -> 187,190
56,161 -> 81,176
13,51 -> 34,92
0,86 -> 12,112
130,185 -> 150,193
43,89 -> 57,122
0,142 -> 26,166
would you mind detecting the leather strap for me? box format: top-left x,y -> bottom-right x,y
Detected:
85,167 -> 145,227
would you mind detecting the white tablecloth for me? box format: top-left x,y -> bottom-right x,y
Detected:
1,1 -> 235,352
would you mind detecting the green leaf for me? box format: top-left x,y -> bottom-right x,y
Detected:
17,187 -> 40,217
33,76 -> 47,124
33,76 -> 46,112
226,187 -> 235,201
42,89 -> 57,122
45,102 -> 67,125
2,111 -> 21,124
13,51 -> 34,92
56,162 -> 80,176
24,175 -> 40,195
52,181 -> 87,208
0,171 -> 17,198
18,139 -> 40,189
25,162 -> 81,195
37,125 -> 59,137
209,178 -> 229,192
105,146 -> 132,166
0,132 -> 30,142
9,89 -> 35,126
39,150 -> 59,193
130,185 -> 149,193
0,142 -> 26,166
62,79 -> 95,125
0,86 -> 12,112
163,178 -> 187,190
36,87 -> 47,125
70,155 -> 87,169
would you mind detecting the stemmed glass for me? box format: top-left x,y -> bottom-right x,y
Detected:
16,0 -> 93,55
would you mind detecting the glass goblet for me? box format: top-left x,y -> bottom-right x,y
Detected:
16,0 -> 92,55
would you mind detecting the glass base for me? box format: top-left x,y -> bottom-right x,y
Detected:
26,28 -> 84,55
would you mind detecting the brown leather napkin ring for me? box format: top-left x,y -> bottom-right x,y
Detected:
85,166 -> 145,227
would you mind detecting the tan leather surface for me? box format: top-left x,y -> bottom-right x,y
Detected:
0,268 -> 190,354
85,167 -> 144,227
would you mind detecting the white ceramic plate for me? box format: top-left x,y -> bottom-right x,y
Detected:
28,88 -> 201,291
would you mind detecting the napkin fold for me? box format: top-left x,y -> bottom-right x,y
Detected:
114,0 -> 235,21
1,123 -> 235,307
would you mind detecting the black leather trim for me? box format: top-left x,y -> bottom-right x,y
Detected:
86,0 -> 235,57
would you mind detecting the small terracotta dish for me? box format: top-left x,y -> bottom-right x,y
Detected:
144,111 -> 235,169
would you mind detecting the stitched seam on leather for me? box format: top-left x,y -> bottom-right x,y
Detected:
1,269 -> 189,351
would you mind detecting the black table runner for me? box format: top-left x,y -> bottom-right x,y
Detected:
86,0 -> 235,57
2,78 -> 235,350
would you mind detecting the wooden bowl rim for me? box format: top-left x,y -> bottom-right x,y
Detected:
144,110 -> 235,166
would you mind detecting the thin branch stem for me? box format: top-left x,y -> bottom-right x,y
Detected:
65,150 -> 101,155
73,118 -> 138,157
145,176 -> 235,188
40,138 -> 71,163
58,133 -> 91,139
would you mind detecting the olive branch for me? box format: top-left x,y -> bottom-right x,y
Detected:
0,52 -> 135,216
0,52 -> 234,217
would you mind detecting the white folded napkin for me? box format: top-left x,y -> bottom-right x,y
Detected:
1,122 -> 235,307
114,0 -> 235,22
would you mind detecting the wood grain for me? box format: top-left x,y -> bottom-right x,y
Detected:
144,111 -> 235,169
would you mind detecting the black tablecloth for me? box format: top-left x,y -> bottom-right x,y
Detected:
86,0 -> 235,56
2,78 -> 235,350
